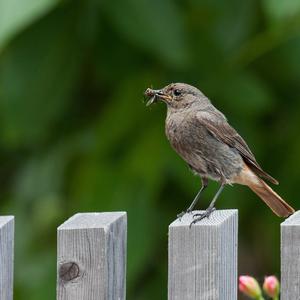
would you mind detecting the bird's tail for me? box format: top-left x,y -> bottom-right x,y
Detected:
248,179 -> 294,217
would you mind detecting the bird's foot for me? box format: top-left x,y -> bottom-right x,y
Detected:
189,207 -> 216,227
177,209 -> 192,220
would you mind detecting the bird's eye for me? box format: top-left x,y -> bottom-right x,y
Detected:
173,89 -> 182,96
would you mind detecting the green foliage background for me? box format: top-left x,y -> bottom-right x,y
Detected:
0,0 -> 300,298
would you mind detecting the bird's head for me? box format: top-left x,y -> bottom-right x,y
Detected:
145,83 -> 208,110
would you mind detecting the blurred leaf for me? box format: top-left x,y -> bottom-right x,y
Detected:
13,127 -> 94,205
102,0 -> 188,67
0,4 -> 82,148
0,0 -> 59,50
189,0 -> 256,53
263,0 -> 300,22
263,37 -> 300,86
206,71 -> 274,119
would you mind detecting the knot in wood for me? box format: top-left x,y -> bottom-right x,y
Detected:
59,262 -> 80,281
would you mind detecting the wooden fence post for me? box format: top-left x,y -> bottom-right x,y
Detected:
57,212 -> 127,300
168,210 -> 238,300
281,210 -> 300,300
0,216 -> 14,300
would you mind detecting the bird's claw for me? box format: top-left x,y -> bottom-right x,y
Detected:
189,207 -> 216,227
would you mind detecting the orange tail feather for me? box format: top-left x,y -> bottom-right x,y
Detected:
248,179 -> 294,217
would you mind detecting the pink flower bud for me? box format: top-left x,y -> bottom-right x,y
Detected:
239,275 -> 262,299
263,276 -> 280,298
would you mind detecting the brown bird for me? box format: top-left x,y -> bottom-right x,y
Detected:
145,83 -> 294,224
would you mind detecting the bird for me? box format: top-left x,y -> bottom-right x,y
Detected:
145,83 -> 295,225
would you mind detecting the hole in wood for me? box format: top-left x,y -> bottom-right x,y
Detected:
59,262 -> 80,282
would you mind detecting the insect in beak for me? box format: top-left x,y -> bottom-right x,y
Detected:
145,88 -> 160,106
146,95 -> 157,106
144,88 -> 172,106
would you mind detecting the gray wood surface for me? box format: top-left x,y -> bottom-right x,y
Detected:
168,210 -> 238,300
0,216 -> 14,300
57,212 -> 127,300
281,210 -> 300,300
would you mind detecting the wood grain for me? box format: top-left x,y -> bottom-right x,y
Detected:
281,210 -> 300,300
57,212 -> 127,300
168,210 -> 238,300
0,216 -> 14,300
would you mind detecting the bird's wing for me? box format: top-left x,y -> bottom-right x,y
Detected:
195,111 -> 279,185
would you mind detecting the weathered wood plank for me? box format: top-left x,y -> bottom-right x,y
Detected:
281,210 -> 300,300
168,210 -> 238,300
57,212 -> 127,300
0,216 -> 14,300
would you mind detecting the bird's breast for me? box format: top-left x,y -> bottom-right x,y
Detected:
165,113 -> 200,155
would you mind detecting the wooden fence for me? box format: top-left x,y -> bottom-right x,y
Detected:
0,210 -> 299,299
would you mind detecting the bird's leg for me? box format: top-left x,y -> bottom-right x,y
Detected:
190,182 -> 225,226
177,178 -> 208,219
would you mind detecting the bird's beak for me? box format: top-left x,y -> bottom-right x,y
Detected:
144,88 -> 172,106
